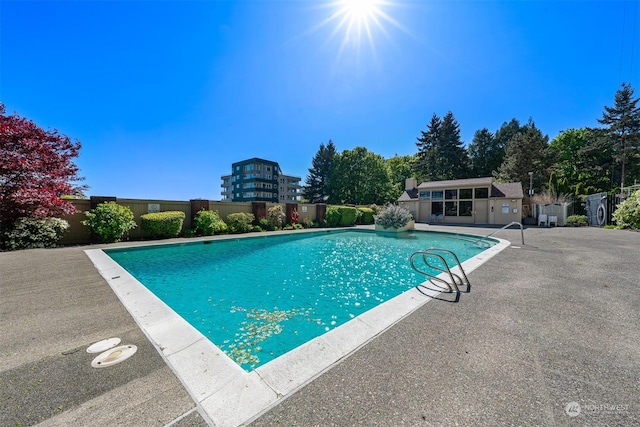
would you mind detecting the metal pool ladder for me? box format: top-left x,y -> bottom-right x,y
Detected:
410,248 -> 471,302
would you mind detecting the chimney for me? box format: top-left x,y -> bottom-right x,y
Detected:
405,178 -> 418,190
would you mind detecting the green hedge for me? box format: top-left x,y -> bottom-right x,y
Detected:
141,211 -> 185,238
338,206 -> 357,226
324,205 -> 358,227
357,207 -> 375,224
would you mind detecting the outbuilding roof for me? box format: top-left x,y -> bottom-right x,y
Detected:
491,182 -> 524,198
399,177 -> 524,201
417,177 -> 493,189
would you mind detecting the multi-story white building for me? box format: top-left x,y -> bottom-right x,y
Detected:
221,158 -> 301,202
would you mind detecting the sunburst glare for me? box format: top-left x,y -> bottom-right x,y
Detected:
311,0 -> 403,59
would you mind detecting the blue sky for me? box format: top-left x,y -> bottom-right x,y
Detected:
1,1 -> 638,200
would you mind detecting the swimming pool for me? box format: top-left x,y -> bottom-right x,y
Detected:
105,229 -> 494,370
85,227 -> 509,426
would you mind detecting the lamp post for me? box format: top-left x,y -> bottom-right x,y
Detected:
528,172 -> 534,197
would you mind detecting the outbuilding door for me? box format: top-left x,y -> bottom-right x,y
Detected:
474,200 -> 488,224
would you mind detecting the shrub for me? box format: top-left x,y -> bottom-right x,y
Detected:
227,212 -> 255,233
337,206 -> 358,226
324,206 -> 341,227
565,214 -> 588,226
82,202 -> 136,243
141,211 -> 185,238
194,210 -> 227,236
613,189 -> 640,229
357,207 -> 375,224
374,204 -> 413,229
3,217 -> 69,250
258,218 -> 276,231
324,206 -> 358,227
301,216 -> 314,229
267,205 -> 286,229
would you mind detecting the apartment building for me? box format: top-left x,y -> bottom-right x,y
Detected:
221,158 -> 301,202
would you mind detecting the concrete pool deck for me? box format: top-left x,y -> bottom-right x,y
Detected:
1,224 -> 639,426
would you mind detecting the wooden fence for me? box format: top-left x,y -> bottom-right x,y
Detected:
60,197 -> 323,245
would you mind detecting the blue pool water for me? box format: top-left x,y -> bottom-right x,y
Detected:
105,229 -> 494,370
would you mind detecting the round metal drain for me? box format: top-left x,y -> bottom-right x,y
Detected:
86,338 -> 121,354
91,345 -> 137,368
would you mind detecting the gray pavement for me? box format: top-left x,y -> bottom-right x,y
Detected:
1,226 -> 639,426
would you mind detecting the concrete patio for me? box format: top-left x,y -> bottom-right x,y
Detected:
1,225 -> 638,426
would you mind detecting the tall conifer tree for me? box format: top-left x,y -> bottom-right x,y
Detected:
303,140 -> 336,203
598,82 -> 640,191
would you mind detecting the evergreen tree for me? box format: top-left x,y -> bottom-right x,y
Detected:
303,140 -> 336,203
494,118 -> 523,149
415,112 -> 468,180
415,113 -> 441,181
494,118 -> 551,192
597,82 -> 640,191
439,112 -> 470,179
468,128 -> 501,177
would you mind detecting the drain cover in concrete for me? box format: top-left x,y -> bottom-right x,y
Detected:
86,338 -> 121,353
91,345 -> 137,368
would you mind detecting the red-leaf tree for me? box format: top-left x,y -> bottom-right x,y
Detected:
0,103 -> 85,239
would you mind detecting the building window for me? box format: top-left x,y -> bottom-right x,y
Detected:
445,189 -> 458,200
432,190 -> 444,200
419,191 -> 430,200
459,188 -> 473,199
445,201 -> 458,216
431,201 -> 443,215
475,188 -> 489,198
460,200 -> 473,216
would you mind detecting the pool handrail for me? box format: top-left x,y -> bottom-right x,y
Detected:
473,221 -> 525,247
410,248 -> 471,302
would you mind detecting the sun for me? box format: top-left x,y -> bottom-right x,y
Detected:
341,0 -> 380,23
335,0 -> 385,45
307,0 -> 399,56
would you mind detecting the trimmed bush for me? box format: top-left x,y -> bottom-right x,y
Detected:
141,211 -> 185,238
194,210 -> 227,236
565,214 -> 588,226
613,189 -> 640,229
338,206 -> 358,226
324,206 -> 341,227
227,212 -> 255,233
266,205 -> 286,229
357,207 -> 375,224
374,205 -> 413,229
82,202 -> 136,243
4,217 -> 69,250
324,205 -> 358,227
